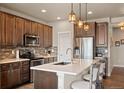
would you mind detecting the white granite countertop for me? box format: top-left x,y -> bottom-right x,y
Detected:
31,59 -> 99,76
0,58 -> 30,64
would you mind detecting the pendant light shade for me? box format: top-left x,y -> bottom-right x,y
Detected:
68,3 -> 76,23
83,3 -> 90,31
83,22 -> 90,31
120,25 -> 124,30
77,3 -> 83,28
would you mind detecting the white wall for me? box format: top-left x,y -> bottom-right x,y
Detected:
49,20 -> 73,47
111,28 -> 124,67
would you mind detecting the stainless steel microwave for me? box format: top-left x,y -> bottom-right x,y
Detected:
24,34 -> 40,47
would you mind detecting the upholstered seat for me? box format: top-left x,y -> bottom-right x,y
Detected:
71,63 -> 100,89
71,80 -> 95,89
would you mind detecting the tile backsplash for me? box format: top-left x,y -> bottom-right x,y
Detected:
0,49 -> 16,60
0,46 -> 58,60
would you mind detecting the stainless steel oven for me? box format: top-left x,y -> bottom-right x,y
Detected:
30,58 -> 44,82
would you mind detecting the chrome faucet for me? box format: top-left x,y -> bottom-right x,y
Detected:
66,48 -> 73,64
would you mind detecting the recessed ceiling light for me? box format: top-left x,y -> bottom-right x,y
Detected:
41,9 -> 47,13
88,11 -> 93,15
57,17 -> 61,20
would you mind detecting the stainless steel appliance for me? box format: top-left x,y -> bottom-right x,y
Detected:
75,37 -> 93,59
24,34 -> 40,47
30,58 -> 44,82
19,49 -> 44,82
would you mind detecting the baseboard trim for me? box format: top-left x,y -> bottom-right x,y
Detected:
114,65 -> 124,68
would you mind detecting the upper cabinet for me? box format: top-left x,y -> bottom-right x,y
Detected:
0,11 -> 53,48
74,22 -> 96,37
15,17 -> 24,46
31,22 -> 38,35
37,23 -> 44,47
24,19 -> 31,35
43,25 -> 52,48
0,12 -> 5,46
5,13 -> 15,46
96,22 -> 108,47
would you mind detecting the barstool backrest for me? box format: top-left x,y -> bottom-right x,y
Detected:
89,63 -> 100,88
99,62 -> 105,74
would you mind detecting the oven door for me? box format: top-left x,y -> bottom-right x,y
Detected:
30,59 -> 44,67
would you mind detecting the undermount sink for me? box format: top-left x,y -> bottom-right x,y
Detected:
53,62 -> 70,65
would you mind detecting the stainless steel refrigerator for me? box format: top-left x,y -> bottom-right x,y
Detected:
75,37 -> 93,59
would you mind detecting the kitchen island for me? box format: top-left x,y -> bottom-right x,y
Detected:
31,59 -> 99,89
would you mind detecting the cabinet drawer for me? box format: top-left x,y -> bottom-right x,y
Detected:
1,64 -> 10,71
21,73 -> 29,82
21,67 -> 29,74
21,61 -> 29,66
12,62 -> 20,69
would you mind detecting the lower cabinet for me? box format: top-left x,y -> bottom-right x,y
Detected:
0,60 -> 30,89
0,63 -> 20,88
20,61 -> 30,84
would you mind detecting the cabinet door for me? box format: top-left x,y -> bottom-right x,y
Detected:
15,17 -> 24,46
37,23 -> 44,47
5,13 -> 15,46
24,19 -> 31,34
0,64 -> 10,89
31,22 -> 38,35
10,62 -> 20,87
96,22 -> 108,47
0,12 -> 5,47
43,25 -> 49,48
48,26 -> 52,47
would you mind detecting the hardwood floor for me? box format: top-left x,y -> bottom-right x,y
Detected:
103,67 -> 124,89
15,67 -> 124,89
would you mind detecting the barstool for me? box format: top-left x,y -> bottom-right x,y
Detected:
71,63 -> 100,89
82,62 -> 105,88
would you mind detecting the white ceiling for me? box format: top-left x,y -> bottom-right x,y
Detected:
1,3 -> 124,22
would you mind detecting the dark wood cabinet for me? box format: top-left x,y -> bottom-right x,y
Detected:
96,22 -> 108,47
34,70 -> 58,89
31,22 -> 38,35
0,61 -> 30,89
43,25 -> 49,48
0,12 -> 5,46
0,11 -> 53,48
37,23 -> 44,47
15,17 -> 24,46
43,25 -> 52,48
0,62 -> 20,89
0,63 -> 10,88
48,26 -> 53,47
20,61 -> 30,84
5,13 -> 15,46
8,62 -> 20,88
24,19 -> 31,34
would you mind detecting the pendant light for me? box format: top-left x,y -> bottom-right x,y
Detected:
83,3 -> 90,31
68,3 -> 76,23
77,3 -> 83,28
